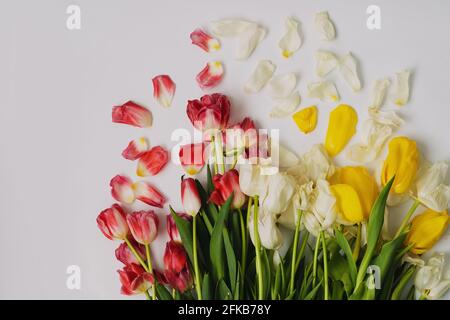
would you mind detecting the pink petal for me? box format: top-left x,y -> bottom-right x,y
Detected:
132,181 -> 166,208
112,101 -> 153,128
122,137 -> 149,160
152,75 -> 176,108
110,175 -> 135,204
136,146 -> 169,177
190,28 -> 220,52
196,62 -> 224,90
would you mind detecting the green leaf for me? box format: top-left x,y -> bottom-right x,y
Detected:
206,164 -> 214,194
261,249 -> 272,299
391,265 -> 416,300
202,273 -> 212,300
223,227 -> 237,294
209,195 -> 233,281
272,262 -> 282,300
216,278 -> 232,300
156,283 -> 173,300
331,281 -> 344,300
304,279 -> 323,300
169,206 -> 194,266
335,229 -> 357,288
329,253 -> 353,296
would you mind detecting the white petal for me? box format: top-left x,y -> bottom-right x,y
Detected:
269,91 -> 301,118
239,164 -> 268,198
210,19 -> 255,37
277,201 -> 296,230
236,24 -> 266,60
278,17 -> 302,58
370,78 -> 390,110
393,69 -> 411,106
263,173 -> 297,214
248,205 -> 283,250
287,144 -> 335,181
269,73 -> 297,98
314,50 -> 339,77
315,11 -> 336,41
339,52 -> 362,91
310,179 -> 337,230
416,161 -> 450,212
368,108 -> 404,127
278,144 -> 299,168
307,81 -> 340,102
244,60 -> 276,94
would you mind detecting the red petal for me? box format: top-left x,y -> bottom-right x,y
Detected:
112,101 -> 153,128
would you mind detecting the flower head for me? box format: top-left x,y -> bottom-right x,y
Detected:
186,93 -> 230,132
126,210 -> 159,245
181,177 -> 201,217
118,264 -> 154,295
209,169 -> 247,209
97,204 -> 129,240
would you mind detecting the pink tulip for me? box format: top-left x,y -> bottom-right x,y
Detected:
112,101 -> 153,128
126,211 -> 159,245
97,204 -> 129,240
186,93 -> 230,132
118,264 -> 154,295
163,241 -> 193,293
209,169 -> 246,209
179,143 -> 208,175
115,240 -> 146,266
181,177 -> 201,217
166,213 -> 191,243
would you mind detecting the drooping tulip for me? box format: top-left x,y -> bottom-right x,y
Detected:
263,173 -> 297,214
239,164 -> 268,198
186,93 -> 230,132
115,240 -> 146,266
137,146 -> 169,177
416,161 -> 450,212
209,169 -> 247,209
112,101 -> 153,128
118,264 -> 154,295
248,205 -> 283,250
132,181 -> 166,208
405,209 -> 449,255
110,175 -> 135,204
126,211 -> 159,245
287,144 -> 335,182
324,104 -> 358,157
181,177 -> 201,217
97,204 -> 129,240
179,143 -> 207,175
381,136 -> 419,194
415,253 -> 450,300
166,213 -> 191,243
163,241 -> 193,293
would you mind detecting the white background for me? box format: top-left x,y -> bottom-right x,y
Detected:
1,0 -> 450,299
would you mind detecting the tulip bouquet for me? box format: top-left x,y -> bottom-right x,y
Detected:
97,15 -> 450,301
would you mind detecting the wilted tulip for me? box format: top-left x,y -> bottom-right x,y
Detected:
209,169 -> 247,209
415,253 -> 450,300
97,204 -> 129,240
126,211 -> 159,245
239,164 -> 268,198
118,264 -> 154,295
263,173 -> 297,214
115,240 -> 146,266
248,205 -> 283,250
181,177 -> 201,217
416,161 -> 450,212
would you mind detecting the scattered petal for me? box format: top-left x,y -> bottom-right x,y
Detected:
314,50 -> 339,77
292,106 -> 318,134
339,52 -> 361,91
122,137 -> 149,160
393,70 -> 411,106
236,23 -> 266,60
190,28 -> 220,52
110,175 -> 135,204
269,73 -> 297,98
196,61 -> 224,89
137,146 -> 169,177
279,17 -> 302,58
278,144 -> 299,167
210,19 -> 255,37
325,104 -> 358,157
269,91 -> 301,118
370,78 -> 390,110
132,181 -> 166,208
244,60 -> 276,94
112,101 -> 153,128
307,81 -> 340,102
152,75 -> 176,108
368,108 -> 404,127
315,11 -> 336,41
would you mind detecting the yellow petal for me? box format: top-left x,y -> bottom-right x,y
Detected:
325,104 -> 358,157
330,184 -> 365,223
292,106 -> 318,134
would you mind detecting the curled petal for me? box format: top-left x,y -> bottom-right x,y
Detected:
152,75 -> 176,108
112,101 -> 153,128
263,173 -> 297,214
244,60 -> 276,94
210,19 -> 255,37
339,52 -> 362,92
314,50 -> 338,77
278,17 -> 302,58
122,137 -> 149,161
307,81 -> 339,102
236,23 -> 266,60
368,108 -> 404,127
132,181 -> 166,208
292,106 -> 318,134
370,78 -> 390,110
110,175 -> 135,204
190,28 -> 220,52
315,11 -> 336,41
269,73 -> 297,98
137,146 -> 169,177
196,61 -> 224,90
393,70 -> 410,106
269,91 -> 301,118
287,144 -> 335,182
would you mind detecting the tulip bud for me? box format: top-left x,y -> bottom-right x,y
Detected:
97,204 -> 129,240
126,211 -> 159,245
118,264 -> 154,295
181,177 -> 201,217
166,213 -> 191,243
115,241 -> 146,266
164,268 -> 193,293
209,169 -> 247,209
405,209 -> 449,255
164,241 -> 188,274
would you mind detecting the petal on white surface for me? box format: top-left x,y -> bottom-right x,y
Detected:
339,52 -> 362,91
287,144 -> 335,181
269,91 -> 301,118
244,60 -> 276,94
314,11 -> 336,41
236,24 -> 266,60
314,50 -> 339,77
393,69 -> 411,106
370,78 -> 390,110
269,73 -> 297,98
278,144 -> 299,168
210,19 -> 254,37
416,161 -> 450,212
278,17 -> 302,58
307,81 -> 339,102
368,108 -> 404,127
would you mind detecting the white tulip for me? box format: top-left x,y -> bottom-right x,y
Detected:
287,144 -> 335,182
238,164 -> 268,198
263,173 -> 297,214
415,253 -> 450,300
277,181 -> 315,230
248,205 -> 283,250
416,161 -> 450,212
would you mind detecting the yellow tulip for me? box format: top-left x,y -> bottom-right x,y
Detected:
292,106 -> 318,134
325,104 -> 358,157
381,136 -> 419,194
329,166 -> 379,223
405,209 -> 449,255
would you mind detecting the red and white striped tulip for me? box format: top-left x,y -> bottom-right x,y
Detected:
132,181 -> 166,208
195,61 -> 224,90
186,93 -> 230,132
97,204 -> 129,240
110,175 -> 135,204
152,75 -> 176,108
137,146 -> 169,177
112,100 -> 153,128
118,264 -> 154,295
181,177 -> 201,217
166,212 -> 191,243
115,240 -> 146,266
126,210 -> 159,245
179,143 -> 207,175
209,169 -> 247,209
121,137 -> 149,160
190,28 -> 220,52
163,241 -> 193,293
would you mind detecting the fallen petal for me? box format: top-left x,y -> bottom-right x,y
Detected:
270,91 -> 301,118
307,81 -> 340,102
339,52 -> 362,91
279,17 -> 302,58
152,75 -> 176,108
368,108 -> 404,127
278,144 -> 299,167
190,28 -> 220,52
137,146 -> 169,177
292,105 -> 318,134
370,78 -> 390,110
236,24 -> 266,60
315,11 -> 336,41
314,50 -> 338,77
244,60 -> 276,94
210,19 -> 255,37
112,101 -> 153,128
393,70 -> 410,106
132,181 -> 166,208
196,61 -> 224,89
122,137 -> 149,160
269,73 -> 297,98
110,175 -> 135,204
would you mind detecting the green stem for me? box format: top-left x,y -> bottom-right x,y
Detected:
238,208 -> 247,296
201,209 -> 213,235
216,132 -> 226,174
353,223 -> 362,261
395,199 -> 420,238
312,232 -> 321,287
192,215 -> 202,300
253,196 -> 264,300
295,231 -> 309,272
231,153 -> 238,170
144,291 -> 151,300
211,135 -> 218,175
391,265 -> 416,300
124,238 -> 149,272
145,244 -> 156,300
321,231 -> 329,300
289,210 -> 303,295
